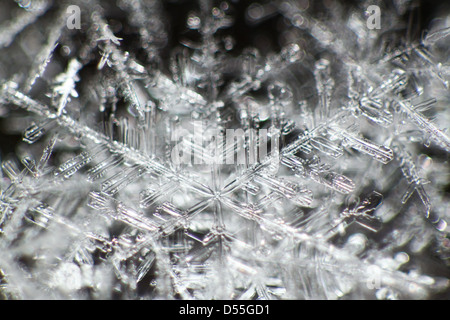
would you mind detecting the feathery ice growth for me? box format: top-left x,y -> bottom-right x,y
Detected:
0,0 -> 449,299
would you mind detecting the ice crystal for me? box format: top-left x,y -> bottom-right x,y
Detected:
0,0 -> 449,300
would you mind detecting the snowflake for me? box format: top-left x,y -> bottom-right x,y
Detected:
0,0 -> 449,300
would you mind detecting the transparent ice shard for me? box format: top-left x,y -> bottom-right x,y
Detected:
87,155 -> 123,182
307,134 -> 344,159
242,181 -> 260,196
333,128 -> 394,164
395,145 -> 432,216
157,202 -> 183,218
54,151 -> 93,180
281,111 -> 351,158
314,59 -> 334,121
140,182 -> 179,209
254,174 -> 313,207
397,100 -> 450,152
325,191 -> 383,239
101,165 -> 147,196
88,192 -> 158,233
358,97 -> 394,127
23,119 -> 55,144
282,155 -> 355,194
411,98 -> 437,114
1,160 -> 22,182
136,251 -> 156,283
24,203 -> 53,228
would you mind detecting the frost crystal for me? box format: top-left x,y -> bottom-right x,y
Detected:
0,0 -> 449,300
